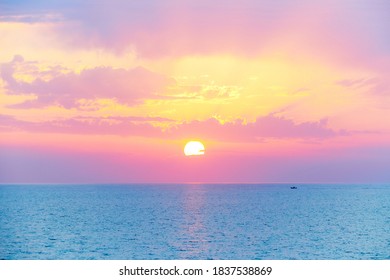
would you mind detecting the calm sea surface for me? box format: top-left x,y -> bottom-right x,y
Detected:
1,184 -> 390,259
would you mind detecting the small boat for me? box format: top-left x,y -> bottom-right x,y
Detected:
290,186 -> 298,189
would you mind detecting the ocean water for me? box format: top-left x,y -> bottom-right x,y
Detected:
1,184 -> 390,260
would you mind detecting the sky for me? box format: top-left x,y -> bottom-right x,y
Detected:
1,0 -> 390,183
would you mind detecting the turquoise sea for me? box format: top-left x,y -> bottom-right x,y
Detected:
1,184 -> 389,259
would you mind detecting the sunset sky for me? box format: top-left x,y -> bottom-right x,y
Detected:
1,0 -> 390,183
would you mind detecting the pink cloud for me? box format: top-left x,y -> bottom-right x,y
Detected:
335,78 -> 371,88
0,113 -> 348,141
54,0 -> 291,57
2,0 -> 388,64
170,115 -> 347,141
336,75 -> 390,96
0,1 -> 304,57
1,56 -> 175,109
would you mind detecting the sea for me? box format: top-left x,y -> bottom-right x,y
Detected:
1,183 -> 389,260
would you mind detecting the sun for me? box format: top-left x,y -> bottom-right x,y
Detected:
184,141 -> 205,156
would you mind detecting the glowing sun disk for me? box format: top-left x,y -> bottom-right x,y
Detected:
184,141 -> 205,156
